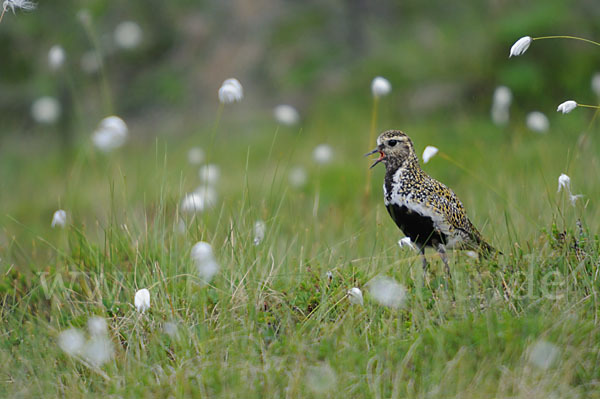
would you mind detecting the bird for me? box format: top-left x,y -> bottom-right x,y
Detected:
366,130 -> 497,277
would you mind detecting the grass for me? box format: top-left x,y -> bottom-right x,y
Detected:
1,99 -> 600,398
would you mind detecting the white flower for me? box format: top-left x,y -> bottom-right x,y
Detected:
371,76 -> 391,98
347,287 -> 363,305
191,241 -> 214,264
87,316 -> 107,337
198,164 -> 221,185
194,184 -> 218,205
48,45 -> 66,70
218,78 -> 243,104
466,251 -> 478,259
180,187 -> 217,213
114,21 -> 143,49
92,116 -> 128,152
557,100 -> 577,114
592,73 -> 600,97
3,0 -> 37,14
492,86 -> 512,108
51,209 -> 67,228
31,96 -> 61,124
526,111 -> 549,133
80,51 -> 101,74
179,193 -> 202,213
527,340 -> 559,370
191,241 -> 219,283
422,146 -> 439,164
367,276 -> 407,309
398,237 -> 416,251
288,166 -> 307,188
253,220 -> 266,245
569,194 -> 583,206
557,174 -> 583,206
134,288 -> 150,312
83,335 -> 113,367
509,36 -> 532,58
313,144 -> 333,164
491,86 -> 512,126
58,328 -> 85,356
557,174 -> 571,193
187,147 -> 205,165
273,104 -> 300,126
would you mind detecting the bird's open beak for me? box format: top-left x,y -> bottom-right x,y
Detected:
365,147 -> 385,169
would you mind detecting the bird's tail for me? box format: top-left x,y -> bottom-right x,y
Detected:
479,240 -> 502,258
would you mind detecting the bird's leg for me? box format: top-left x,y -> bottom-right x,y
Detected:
419,245 -> 429,284
437,243 -> 452,280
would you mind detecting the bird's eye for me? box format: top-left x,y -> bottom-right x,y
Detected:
388,139 -> 398,147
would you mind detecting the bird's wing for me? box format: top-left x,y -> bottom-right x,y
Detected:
428,178 -> 485,246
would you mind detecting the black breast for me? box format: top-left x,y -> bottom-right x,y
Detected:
385,204 -> 447,248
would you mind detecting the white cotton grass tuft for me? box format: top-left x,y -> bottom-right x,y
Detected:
51,209 -> 67,228
398,237 -> 416,251
58,319 -> 114,366
557,174 -> 571,193
198,164 -> 221,185
58,328 -> 85,356
92,116 -> 128,152
366,276 -> 407,309
491,86 -> 512,126
180,186 -> 217,213
557,100 -> 577,114
187,147 -> 205,165
347,287 -> 363,305
288,166 -> 307,188
371,76 -> 391,98
31,96 -> 61,124
80,51 -> 101,74
526,111 -> 549,133
492,86 -> 512,108
592,73 -> 600,97
191,241 -> 220,283
83,335 -> 114,367
2,0 -> 37,19
134,288 -> 150,312
422,146 -> 439,164
313,144 -> 333,165
509,36 -> 532,58
273,104 -> 300,126
557,173 -> 583,206
527,340 -> 559,370
218,78 -> 243,104
306,363 -> 337,394
48,45 -> 66,70
253,220 -> 266,246
87,316 -> 108,337
114,21 -> 143,49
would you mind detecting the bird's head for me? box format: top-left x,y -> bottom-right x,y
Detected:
366,130 -> 416,169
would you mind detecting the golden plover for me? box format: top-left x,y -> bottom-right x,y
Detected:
367,130 -> 497,276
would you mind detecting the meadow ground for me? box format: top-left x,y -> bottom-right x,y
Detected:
2,96 -> 600,397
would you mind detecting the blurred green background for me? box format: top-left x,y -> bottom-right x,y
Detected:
1,0 -> 599,264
